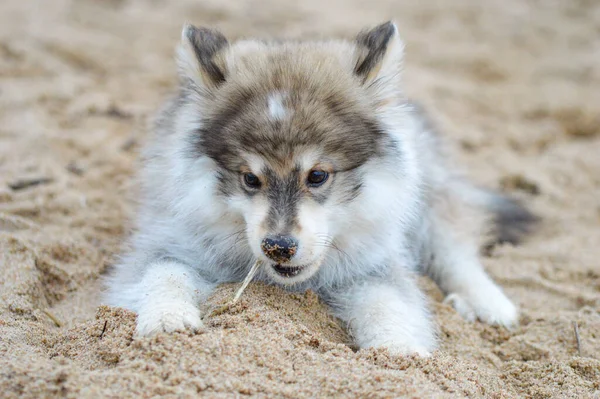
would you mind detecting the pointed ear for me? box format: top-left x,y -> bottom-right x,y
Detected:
354,22 -> 404,85
177,24 -> 229,89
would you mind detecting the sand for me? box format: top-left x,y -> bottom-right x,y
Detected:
1,0 -> 599,397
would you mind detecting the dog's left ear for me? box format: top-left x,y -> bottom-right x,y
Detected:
354,22 -> 404,86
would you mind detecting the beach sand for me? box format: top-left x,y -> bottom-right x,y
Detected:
1,0 -> 599,397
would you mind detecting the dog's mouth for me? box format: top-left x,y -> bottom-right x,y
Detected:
272,263 -> 306,278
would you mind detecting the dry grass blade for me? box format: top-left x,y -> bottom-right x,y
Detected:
232,260 -> 263,303
42,309 -> 63,327
209,260 -> 263,317
573,321 -> 582,356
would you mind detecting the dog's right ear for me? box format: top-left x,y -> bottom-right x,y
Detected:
177,24 -> 229,90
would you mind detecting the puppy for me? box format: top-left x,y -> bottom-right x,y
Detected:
106,22 -> 535,355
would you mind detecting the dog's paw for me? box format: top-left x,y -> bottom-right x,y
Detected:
359,333 -> 435,358
444,289 -> 518,328
361,338 -> 432,357
136,302 -> 203,336
385,343 -> 432,357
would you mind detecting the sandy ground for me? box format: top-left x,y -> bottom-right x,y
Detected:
1,0 -> 599,397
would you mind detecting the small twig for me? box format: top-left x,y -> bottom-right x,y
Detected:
573,321 -> 582,356
208,260 -> 262,318
99,320 -> 108,339
42,309 -> 63,327
9,177 -> 53,191
232,260 -> 262,303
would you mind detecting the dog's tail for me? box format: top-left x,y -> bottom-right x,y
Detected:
485,191 -> 538,246
459,182 -> 538,249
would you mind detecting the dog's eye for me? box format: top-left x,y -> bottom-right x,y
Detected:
243,173 -> 261,189
307,170 -> 329,187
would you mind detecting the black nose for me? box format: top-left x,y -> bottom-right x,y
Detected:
261,235 -> 298,263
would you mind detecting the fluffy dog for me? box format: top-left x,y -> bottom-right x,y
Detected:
106,22 -> 535,355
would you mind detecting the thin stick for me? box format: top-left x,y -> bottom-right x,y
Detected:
99,320 -> 108,339
209,260 -> 263,317
9,177 -> 53,191
232,260 -> 262,303
573,321 -> 582,356
42,309 -> 63,327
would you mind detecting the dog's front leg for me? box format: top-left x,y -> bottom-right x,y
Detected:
128,260 -> 214,336
325,275 -> 436,356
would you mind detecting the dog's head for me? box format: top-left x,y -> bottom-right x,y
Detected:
174,22 -> 416,284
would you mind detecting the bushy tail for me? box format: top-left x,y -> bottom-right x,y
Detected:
486,192 -> 538,246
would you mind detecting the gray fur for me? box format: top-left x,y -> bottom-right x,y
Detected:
489,194 -> 538,246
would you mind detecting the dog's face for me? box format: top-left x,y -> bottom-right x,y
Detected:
177,22 -> 406,284
199,88 -> 385,284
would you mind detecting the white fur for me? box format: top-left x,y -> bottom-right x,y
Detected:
267,91 -> 288,121
335,280 -> 434,356
244,153 -> 266,176
108,260 -> 213,336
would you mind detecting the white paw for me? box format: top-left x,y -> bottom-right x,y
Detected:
136,302 -> 203,336
362,338 -> 432,357
444,289 -> 518,327
385,343 -> 432,357
358,330 -> 436,357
